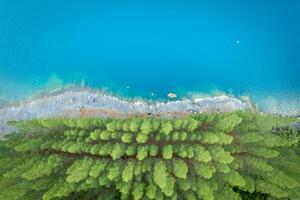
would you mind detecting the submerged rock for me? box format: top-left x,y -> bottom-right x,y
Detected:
168,93 -> 177,98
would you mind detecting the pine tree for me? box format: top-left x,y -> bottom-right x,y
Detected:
106,120 -> 118,132
0,111 -> 299,200
160,120 -> 173,135
136,146 -> 148,161
89,159 -> 108,178
153,160 -> 168,190
66,157 -> 94,183
122,160 -> 135,182
140,119 -> 153,134
162,144 -> 173,159
172,159 -> 188,178
149,144 -> 158,156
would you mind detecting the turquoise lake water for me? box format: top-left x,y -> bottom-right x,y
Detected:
0,0 -> 300,114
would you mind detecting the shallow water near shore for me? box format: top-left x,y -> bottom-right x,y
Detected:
1,77 -> 299,116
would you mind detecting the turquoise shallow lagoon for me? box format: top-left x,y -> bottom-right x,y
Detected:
0,0 -> 300,115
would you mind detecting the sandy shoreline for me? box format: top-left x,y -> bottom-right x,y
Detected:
0,89 -> 253,137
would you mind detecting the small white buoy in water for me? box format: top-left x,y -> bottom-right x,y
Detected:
126,85 -> 130,89
168,93 -> 177,98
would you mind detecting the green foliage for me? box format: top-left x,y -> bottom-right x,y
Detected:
172,159 -> 188,178
0,111 -> 299,200
236,132 -> 263,144
162,176 -> 175,196
194,162 -> 216,179
111,143 -> 125,160
193,145 -> 212,162
162,144 -> 173,159
107,162 -> 122,181
106,121 -> 118,132
173,119 -> 184,130
136,132 -> 148,143
153,160 -> 168,190
240,156 -> 274,172
121,133 -> 133,143
187,118 -> 199,132
66,157 -> 94,183
122,161 -> 134,182
256,179 -> 289,198
125,145 -> 136,156
132,183 -> 144,200
140,119 -> 153,134
145,182 -> 157,199
160,121 -> 173,135
221,170 -> 246,187
201,132 -> 219,144
215,113 -> 242,132
215,131 -> 233,144
130,119 -> 141,132
196,181 -> 214,200
99,130 -> 112,140
43,178 -> 76,200
215,187 -> 242,200
21,155 -> 63,180
149,144 -> 158,156
208,146 -> 234,164
89,159 -> 108,178
136,146 -> 148,161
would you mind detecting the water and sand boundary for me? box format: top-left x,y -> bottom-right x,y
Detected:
0,88 -> 254,137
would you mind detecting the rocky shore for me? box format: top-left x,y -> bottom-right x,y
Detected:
0,90 -> 252,137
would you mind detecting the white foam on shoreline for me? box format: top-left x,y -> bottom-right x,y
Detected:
0,89 -> 253,136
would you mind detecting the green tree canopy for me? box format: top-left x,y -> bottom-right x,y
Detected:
0,111 -> 299,200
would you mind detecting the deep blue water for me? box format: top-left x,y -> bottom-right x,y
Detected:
0,0 -> 300,114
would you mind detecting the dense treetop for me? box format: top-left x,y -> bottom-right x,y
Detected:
0,111 -> 299,200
